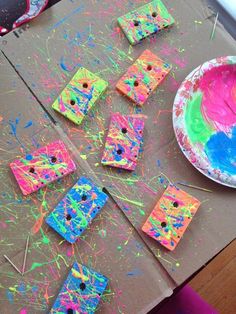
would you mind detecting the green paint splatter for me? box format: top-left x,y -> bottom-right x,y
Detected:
98,229 -> 107,238
139,209 -> 145,216
185,92 -> 214,144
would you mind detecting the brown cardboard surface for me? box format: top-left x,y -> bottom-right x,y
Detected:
1,0 -> 236,306
0,51 -> 174,313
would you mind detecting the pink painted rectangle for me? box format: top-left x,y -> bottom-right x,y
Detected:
10,140 -> 76,195
101,113 -> 145,170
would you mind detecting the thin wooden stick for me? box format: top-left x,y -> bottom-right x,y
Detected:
210,12 -> 219,40
178,182 -> 213,193
4,255 -> 22,275
22,234 -> 30,275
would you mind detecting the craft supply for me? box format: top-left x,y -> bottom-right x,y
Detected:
142,184 -> 201,250
46,177 -> 108,243
118,0 -> 174,45
10,140 -> 76,195
101,112 -> 145,170
22,235 -> 30,275
4,255 -> 22,275
50,262 -> 108,314
210,12 -> 219,40
52,67 -> 108,125
173,56 -> 236,188
116,50 -> 171,105
178,182 -> 213,193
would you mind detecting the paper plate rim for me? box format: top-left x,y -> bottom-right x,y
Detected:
172,56 -> 236,188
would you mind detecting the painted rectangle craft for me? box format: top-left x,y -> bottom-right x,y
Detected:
116,49 -> 171,105
101,112 -> 145,170
52,67 -> 108,125
50,262 -> 108,314
142,185 -> 201,250
9,140 -> 76,195
118,0 -> 175,45
46,176 -> 108,243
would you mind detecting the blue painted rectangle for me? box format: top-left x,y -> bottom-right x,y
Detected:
46,177 -> 108,243
50,262 -> 108,313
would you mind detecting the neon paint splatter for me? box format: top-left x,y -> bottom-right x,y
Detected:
142,185 -> 201,251
46,177 -> 108,243
116,50 -> 171,105
50,262 -> 108,313
101,113 -> 145,170
10,140 -> 76,195
52,67 -> 108,125
118,0 -> 174,45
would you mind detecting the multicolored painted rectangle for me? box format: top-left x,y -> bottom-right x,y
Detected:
101,113 -> 145,170
118,0 -> 175,45
46,177 -> 108,243
52,67 -> 108,125
9,140 -> 76,196
116,50 -> 171,105
142,185 -> 201,250
50,262 -> 108,314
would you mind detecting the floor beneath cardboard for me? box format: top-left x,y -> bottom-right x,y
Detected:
189,240 -> 236,314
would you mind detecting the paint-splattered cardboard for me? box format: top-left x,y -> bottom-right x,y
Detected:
0,51 -> 173,313
1,0 -> 236,311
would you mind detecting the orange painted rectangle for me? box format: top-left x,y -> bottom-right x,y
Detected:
116,50 -> 171,105
142,184 -> 201,250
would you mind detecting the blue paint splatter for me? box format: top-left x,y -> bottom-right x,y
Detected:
59,56 -> 82,72
6,291 -> 14,304
18,282 -> 26,296
8,117 -> 26,149
205,126 -> 236,175
32,286 -> 38,293
47,5 -> 84,32
127,268 -> 143,276
24,120 -> 33,128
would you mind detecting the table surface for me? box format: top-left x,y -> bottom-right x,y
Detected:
0,0 -> 236,313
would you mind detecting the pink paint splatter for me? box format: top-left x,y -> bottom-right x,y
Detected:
200,64 -> 236,132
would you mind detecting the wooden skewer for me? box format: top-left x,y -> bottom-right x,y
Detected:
178,182 -> 213,193
4,255 -> 22,275
22,234 -> 30,275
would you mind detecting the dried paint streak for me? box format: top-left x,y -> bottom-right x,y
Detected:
142,185 -> 201,250
47,5 -> 85,32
